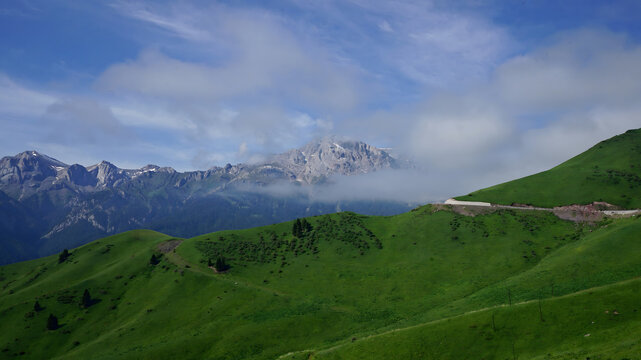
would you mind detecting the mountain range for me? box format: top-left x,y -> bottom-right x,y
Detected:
0,137 -> 410,264
1,129 -> 641,359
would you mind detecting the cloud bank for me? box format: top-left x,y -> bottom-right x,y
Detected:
1,2 -> 641,202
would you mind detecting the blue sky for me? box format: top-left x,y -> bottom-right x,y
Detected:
1,0 -> 641,196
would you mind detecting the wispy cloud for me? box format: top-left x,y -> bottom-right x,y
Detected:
375,29 -> 641,190
0,74 -> 56,117
2,1 -> 641,202
109,1 -> 210,41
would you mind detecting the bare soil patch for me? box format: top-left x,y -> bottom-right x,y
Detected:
156,239 -> 183,253
551,202 -> 619,222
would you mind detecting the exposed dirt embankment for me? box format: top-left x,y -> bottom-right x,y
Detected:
436,201 -> 636,223
552,204 -> 605,222
156,239 -> 183,253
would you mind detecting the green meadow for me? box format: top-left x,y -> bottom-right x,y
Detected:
2,129 -> 641,359
1,206 -> 641,359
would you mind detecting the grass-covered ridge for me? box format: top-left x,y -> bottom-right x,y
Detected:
4,131 -> 641,359
456,128 -> 641,208
2,204 -> 641,359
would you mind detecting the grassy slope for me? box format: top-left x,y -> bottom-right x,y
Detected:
2,206 -> 641,359
291,216 -> 641,360
455,128 -> 641,208
302,277 -> 641,360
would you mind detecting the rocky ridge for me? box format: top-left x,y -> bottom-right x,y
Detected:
0,137 -> 411,264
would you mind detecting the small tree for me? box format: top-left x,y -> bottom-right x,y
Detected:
149,254 -> 160,265
81,289 -> 92,308
301,219 -> 313,234
34,301 -> 43,312
207,258 -> 213,267
47,314 -> 59,330
214,256 -> 229,272
292,219 -> 302,238
58,249 -> 70,263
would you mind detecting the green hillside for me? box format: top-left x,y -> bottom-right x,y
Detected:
2,204 -> 641,359
456,128 -> 641,208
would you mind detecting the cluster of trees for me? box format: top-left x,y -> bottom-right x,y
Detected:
292,218 -> 313,238
334,213 -> 383,251
450,214 -> 491,238
196,233 -> 291,265
194,213 -> 384,270
58,249 -> 70,263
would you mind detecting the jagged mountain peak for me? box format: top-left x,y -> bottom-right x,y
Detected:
1,136 -> 401,189
88,160 -> 118,168
269,136 -> 399,183
0,150 -> 67,185
141,164 -> 160,171
12,150 -> 67,167
85,160 -> 126,187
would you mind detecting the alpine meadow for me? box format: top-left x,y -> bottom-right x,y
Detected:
2,1 -> 641,359
2,130 -> 641,359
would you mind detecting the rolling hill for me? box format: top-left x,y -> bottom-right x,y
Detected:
456,128 -> 641,209
1,206 -> 641,359
2,129 -> 641,359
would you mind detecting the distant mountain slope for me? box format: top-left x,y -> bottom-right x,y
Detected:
2,204 -> 641,359
0,137 -> 410,265
456,128 -> 641,208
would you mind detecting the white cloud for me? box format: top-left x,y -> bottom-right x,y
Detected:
3,1 -> 641,207
110,1 -> 210,41
0,74 -> 57,117
339,0 -> 514,87
378,20 -> 393,33
238,142 -> 248,157
111,102 -> 196,130
99,7 -> 361,111
44,98 -> 132,144
409,97 -> 511,167
93,3 -> 364,157
495,29 -> 641,112
394,29 -> 641,192
518,105 -> 641,172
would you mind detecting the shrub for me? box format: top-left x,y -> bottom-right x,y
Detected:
214,256 -> 230,272
46,314 -> 59,330
149,254 -> 160,266
81,289 -> 93,308
58,249 -> 70,263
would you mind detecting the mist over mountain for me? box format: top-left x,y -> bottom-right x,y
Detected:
0,137 -> 413,264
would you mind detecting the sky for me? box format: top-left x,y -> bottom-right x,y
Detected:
1,0 -> 641,200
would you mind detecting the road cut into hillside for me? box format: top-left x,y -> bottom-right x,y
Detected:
443,198 -> 641,221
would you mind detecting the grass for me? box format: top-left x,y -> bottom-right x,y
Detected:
4,129 -> 641,359
297,277 -> 641,360
3,130 -> 641,359
2,205 -> 641,359
455,128 -> 641,208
